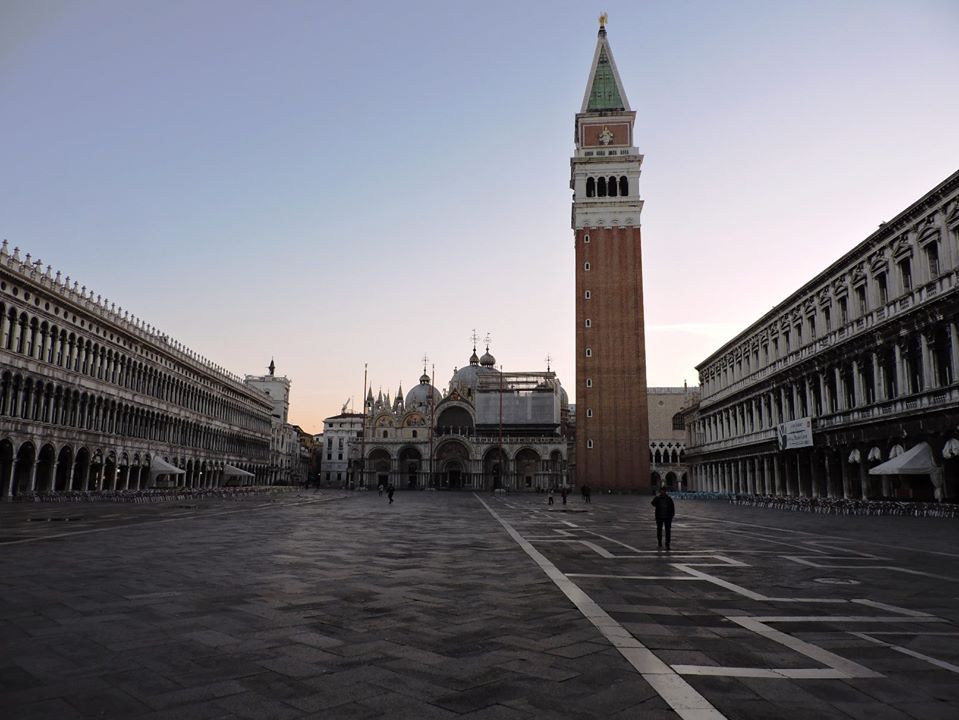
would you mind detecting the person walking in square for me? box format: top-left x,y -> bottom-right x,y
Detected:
387,483 -> 395,504
561,486 -> 568,505
583,484 -> 591,504
651,486 -> 675,549
547,487 -> 554,505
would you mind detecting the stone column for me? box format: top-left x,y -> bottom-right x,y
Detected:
10,319 -> 22,355
894,342 -> 906,396
920,332 -> 934,390
809,451 -> 819,498
773,454 -> 783,495
872,352 -> 884,402
67,462 -> 76,492
834,367 -> 846,412
3,459 -> 16,499
48,459 -> 58,494
27,460 -> 38,493
860,461 -> 871,500
949,321 -> 959,384
851,360 -> 862,408
841,454 -> 852,499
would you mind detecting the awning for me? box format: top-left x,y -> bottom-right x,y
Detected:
151,457 -> 185,477
869,442 -> 938,476
223,463 -> 255,478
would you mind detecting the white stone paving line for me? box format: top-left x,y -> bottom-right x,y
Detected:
682,513 -> 959,560
475,494 -> 727,720
782,555 -> 959,583
849,632 -> 959,674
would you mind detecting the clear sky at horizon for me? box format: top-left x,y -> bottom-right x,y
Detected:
2,0 -> 958,432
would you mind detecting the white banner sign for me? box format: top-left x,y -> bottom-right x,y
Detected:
777,417 -> 812,450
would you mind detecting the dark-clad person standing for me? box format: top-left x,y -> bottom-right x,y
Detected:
651,486 -> 675,550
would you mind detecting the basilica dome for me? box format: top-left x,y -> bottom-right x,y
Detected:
406,372 -> 442,408
450,346 -> 499,396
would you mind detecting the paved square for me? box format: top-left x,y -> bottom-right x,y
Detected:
1,492 -> 957,719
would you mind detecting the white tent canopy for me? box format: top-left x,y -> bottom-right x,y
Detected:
223,463 -> 255,478
150,456 -> 185,478
869,442 -> 938,476
869,441 -> 945,501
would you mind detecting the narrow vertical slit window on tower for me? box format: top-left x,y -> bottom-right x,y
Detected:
585,347 -> 592,357
584,262 -> 590,271
586,408 -> 593,417
587,439 -> 594,449
586,378 -> 592,388
585,319 -> 591,327
584,290 -> 591,299
584,234 -> 590,243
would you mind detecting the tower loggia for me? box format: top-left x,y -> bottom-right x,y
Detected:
571,17 -> 651,491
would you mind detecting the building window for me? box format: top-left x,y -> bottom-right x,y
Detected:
585,319 -> 591,328
327,453 -> 331,461
856,284 -> 867,316
585,347 -> 592,357
877,272 -> 888,305
586,408 -> 593,417
382,430 -> 388,438
839,296 -> 848,324
412,430 -> 418,438
808,315 -> 816,339
584,290 -> 591,299
586,378 -> 592,388
338,453 -> 343,460
586,178 -> 595,197
823,306 -> 831,330
925,241 -> 940,279
587,439 -> 594,449
672,413 -> 685,430
584,233 -> 590,243
584,262 -> 590,271
899,257 -> 912,292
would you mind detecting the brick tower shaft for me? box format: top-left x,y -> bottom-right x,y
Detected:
571,18 -> 651,491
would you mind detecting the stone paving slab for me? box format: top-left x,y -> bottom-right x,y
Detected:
1,491 -> 958,718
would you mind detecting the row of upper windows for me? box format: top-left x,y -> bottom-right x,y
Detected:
585,176 -> 629,198
0,371 -> 270,456
0,273 -> 239,394
0,301 -> 270,432
695,327 -> 955,443
703,231 -> 956,393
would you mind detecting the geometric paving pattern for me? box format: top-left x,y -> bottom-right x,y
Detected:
1,492 -> 957,719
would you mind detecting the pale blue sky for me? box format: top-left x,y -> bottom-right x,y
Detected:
2,0 -> 958,431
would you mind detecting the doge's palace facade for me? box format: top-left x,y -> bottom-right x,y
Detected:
0,241 -> 273,498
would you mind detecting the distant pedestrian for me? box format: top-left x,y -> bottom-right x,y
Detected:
378,484 -> 384,497
651,486 -> 675,549
583,484 -> 591,504
547,488 -> 554,505
561,486 -> 568,505
387,483 -> 395,504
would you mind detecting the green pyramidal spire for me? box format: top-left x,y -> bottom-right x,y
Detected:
582,22 -> 630,113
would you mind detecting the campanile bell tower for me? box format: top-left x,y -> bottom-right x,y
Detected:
571,16 -> 651,491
